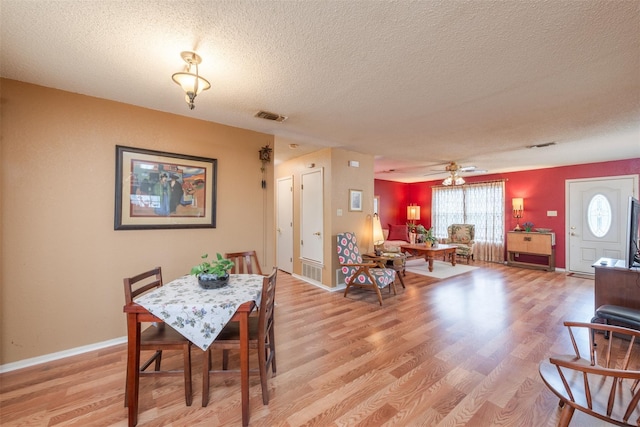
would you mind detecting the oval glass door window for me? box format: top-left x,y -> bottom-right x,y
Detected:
587,194 -> 612,238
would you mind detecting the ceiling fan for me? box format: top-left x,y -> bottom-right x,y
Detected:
423,162 -> 488,185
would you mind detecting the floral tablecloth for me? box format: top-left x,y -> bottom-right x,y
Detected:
135,274 -> 264,351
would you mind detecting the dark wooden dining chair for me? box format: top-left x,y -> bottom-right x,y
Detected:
202,267 -> 277,407
123,267 -> 193,407
225,250 -> 263,275
538,321 -> 640,426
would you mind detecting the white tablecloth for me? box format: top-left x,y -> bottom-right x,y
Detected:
135,274 -> 263,351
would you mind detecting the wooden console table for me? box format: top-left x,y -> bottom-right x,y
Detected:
593,258 -> 640,311
506,231 -> 555,271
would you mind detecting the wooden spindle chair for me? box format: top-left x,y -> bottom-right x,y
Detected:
538,321 -> 640,426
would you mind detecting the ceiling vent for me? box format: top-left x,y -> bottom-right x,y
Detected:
254,110 -> 288,122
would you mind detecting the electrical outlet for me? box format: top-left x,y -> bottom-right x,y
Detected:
547,210 -> 557,216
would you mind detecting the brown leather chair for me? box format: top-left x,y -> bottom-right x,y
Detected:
225,251 -> 263,275
202,268 -> 277,406
123,267 -> 192,407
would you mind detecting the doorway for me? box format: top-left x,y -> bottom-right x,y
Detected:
566,175 -> 637,274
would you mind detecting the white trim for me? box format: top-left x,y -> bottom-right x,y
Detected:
0,336 -> 126,373
292,273 -> 345,292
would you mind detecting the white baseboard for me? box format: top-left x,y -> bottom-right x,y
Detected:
292,273 -> 345,292
0,336 -> 126,373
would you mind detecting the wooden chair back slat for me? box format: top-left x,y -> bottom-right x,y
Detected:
225,251 -> 263,275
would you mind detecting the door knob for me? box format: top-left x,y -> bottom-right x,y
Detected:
313,232 -> 321,236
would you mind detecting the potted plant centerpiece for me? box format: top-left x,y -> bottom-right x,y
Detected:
191,253 -> 235,289
418,226 -> 438,247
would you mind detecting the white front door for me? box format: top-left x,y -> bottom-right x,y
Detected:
567,176 -> 637,274
300,168 -> 324,263
276,176 -> 294,273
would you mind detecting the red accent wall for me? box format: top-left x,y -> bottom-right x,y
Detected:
375,158 -> 640,269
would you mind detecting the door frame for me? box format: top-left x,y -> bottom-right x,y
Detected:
565,174 -> 638,273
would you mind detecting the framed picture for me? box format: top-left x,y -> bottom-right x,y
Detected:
114,145 -> 217,230
349,189 -> 363,212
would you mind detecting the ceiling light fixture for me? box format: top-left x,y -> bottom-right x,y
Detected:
172,51 -> 211,110
442,162 -> 466,186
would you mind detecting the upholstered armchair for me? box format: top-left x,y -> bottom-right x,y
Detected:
445,224 -> 475,263
337,232 -> 397,306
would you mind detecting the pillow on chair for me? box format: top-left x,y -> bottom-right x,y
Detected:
387,224 -> 408,241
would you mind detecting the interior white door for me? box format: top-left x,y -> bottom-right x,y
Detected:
567,176 -> 636,274
300,168 -> 323,263
276,176 -> 294,273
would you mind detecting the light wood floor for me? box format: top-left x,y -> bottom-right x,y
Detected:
1,262 -> 613,426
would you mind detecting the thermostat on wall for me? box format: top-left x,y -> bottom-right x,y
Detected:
348,160 -> 359,167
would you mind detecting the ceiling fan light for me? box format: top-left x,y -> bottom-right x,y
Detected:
442,176 -> 453,186
454,176 -> 465,185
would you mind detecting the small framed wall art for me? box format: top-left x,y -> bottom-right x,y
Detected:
349,189 -> 363,212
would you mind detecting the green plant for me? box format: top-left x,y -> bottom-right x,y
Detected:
423,227 -> 438,244
190,253 -> 234,277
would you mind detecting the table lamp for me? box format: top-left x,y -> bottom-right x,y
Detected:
372,213 -> 385,255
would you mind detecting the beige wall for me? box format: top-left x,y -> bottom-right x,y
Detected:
0,79 -> 275,364
275,145 -> 374,287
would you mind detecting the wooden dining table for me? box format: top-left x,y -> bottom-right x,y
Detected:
123,273 -> 264,427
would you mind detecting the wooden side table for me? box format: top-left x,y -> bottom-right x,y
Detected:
363,252 -> 407,288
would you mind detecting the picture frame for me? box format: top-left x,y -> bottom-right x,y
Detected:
349,189 -> 363,212
114,145 -> 217,230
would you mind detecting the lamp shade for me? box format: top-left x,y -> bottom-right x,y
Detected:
512,198 -> 524,210
372,214 -> 385,245
172,72 -> 211,95
407,205 -> 421,221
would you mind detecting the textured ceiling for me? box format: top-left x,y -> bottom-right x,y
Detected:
1,1 -> 638,182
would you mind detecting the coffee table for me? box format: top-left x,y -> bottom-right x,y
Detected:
400,243 -> 457,272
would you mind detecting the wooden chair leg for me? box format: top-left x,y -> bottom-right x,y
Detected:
258,344 -> 269,405
184,345 -> 192,406
222,349 -> 230,370
155,351 -> 163,371
269,327 -> 277,374
558,403 -> 575,427
343,282 -> 353,298
374,286 -> 383,306
202,349 -> 210,407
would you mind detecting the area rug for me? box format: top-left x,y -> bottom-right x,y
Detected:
404,258 -> 478,279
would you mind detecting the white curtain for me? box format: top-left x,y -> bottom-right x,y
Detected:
432,181 -> 505,262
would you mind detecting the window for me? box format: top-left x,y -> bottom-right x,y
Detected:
587,194 -> 612,238
432,181 -> 505,262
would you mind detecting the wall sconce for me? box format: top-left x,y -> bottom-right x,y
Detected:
372,213 -> 385,255
512,198 -> 524,231
407,204 -> 421,225
172,51 -> 211,110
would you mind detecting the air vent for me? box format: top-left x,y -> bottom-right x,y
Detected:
526,142 -> 557,149
302,262 -> 322,283
254,110 -> 288,122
